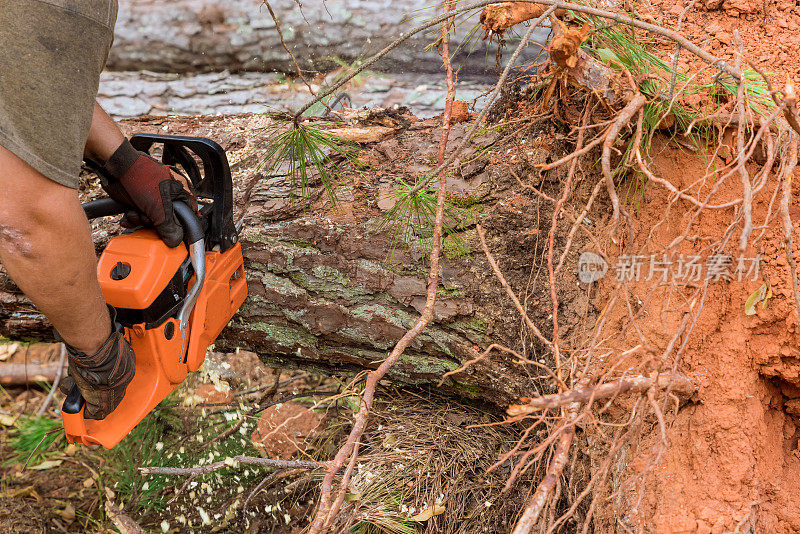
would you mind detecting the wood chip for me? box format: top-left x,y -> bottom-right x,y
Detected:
326,126 -> 395,144
105,488 -> 146,534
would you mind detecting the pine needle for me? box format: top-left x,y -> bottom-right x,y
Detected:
258,122 -> 361,206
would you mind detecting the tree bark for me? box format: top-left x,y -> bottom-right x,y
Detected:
110,0 -> 549,75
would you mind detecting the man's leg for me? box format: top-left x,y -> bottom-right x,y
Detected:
0,1 -> 136,420
0,100 -> 129,353
0,145 -> 110,355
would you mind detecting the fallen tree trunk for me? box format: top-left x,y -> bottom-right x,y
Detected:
110,0 -> 548,75
0,112 -> 595,404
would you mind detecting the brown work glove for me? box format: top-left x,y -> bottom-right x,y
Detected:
101,139 -> 196,248
59,310 -> 135,420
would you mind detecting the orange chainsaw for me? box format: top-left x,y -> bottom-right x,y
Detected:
62,134 -> 247,449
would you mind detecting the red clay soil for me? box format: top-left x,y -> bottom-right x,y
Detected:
251,402 -> 325,461
593,135 -> 800,532
646,0 -> 800,84
587,3 -> 800,530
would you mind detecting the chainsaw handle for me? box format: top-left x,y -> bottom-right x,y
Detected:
82,198 -> 127,219
173,202 -> 203,245
81,199 -> 203,246
130,134 -> 237,252
62,384 -> 85,415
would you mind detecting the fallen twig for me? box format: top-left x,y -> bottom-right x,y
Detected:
36,344 -> 66,415
243,470 -> 284,513
105,488 -> 146,534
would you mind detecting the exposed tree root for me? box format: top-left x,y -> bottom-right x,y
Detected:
507,372 -> 698,416
602,93 -> 645,229
779,135 -> 800,323
480,2 -> 566,38
512,423 -> 575,533
477,225 -> 554,350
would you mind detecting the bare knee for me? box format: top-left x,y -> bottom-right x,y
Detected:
0,183 -> 82,260
0,184 -> 64,260
0,206 -> 36,258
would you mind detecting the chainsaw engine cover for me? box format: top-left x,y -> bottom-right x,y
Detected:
98,229 -> 191,328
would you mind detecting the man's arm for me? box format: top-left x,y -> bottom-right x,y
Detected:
84,102 -> 196,247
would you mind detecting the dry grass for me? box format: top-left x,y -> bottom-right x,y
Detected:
309,390 -> 535,534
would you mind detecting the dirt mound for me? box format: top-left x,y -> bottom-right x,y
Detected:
582,134 -> 800,532
557,3 -> 800,531
649,0 -> 800,83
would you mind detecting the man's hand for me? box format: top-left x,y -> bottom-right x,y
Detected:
101,139 -> 196,247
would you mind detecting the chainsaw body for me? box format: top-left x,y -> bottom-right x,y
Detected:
62,135 -> 247,449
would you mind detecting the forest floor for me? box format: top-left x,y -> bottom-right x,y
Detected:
5,1 -> 800,533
